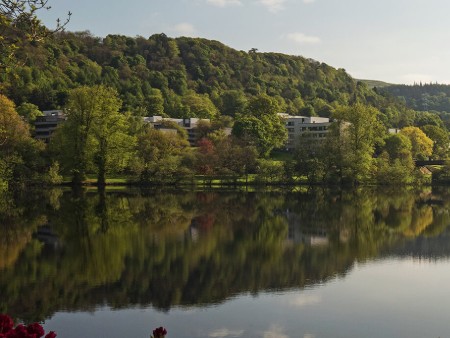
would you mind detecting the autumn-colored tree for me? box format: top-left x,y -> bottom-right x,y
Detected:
0,94 -> 44,188
400,126 -> 433,160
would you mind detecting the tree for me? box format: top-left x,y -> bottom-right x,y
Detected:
219,90 -> 247,117
420,125 -> 449,159
134,127 -> 190,183
0,94 -> 44,188
332,103 -> 385,184
0,0 -> 70,71
146,88 -> 165,116
400,126 -> 433,160
53,85 -> 133,186
376,133 -> 415,184
181,92 -> 219,119
293,133 -> 327,183
16,102 -> 42,129
232,95 -> 287,157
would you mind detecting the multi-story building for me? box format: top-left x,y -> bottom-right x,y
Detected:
143,116 -> 210,145
34,110 -> 67,143
283,115 -> 331,150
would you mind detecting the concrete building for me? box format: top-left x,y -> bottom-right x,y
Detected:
283,115 -> 331,150
143,116 -> 210,145
34,110 -> 66,143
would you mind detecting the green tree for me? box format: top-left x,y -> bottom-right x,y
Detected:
0,0 -> 70,71
53,85 -> 133,186
16,102 -> 42,122
181,92 -> 219,119
332,103 -> 385,184
376,133 -> 414,184
420,125 -> 449,159
134,127 -> 190,183
146,88 -> 165,116
232,95 -> 287,157
219,90 -> 247,117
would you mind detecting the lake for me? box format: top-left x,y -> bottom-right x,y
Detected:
1,187 -> 450,338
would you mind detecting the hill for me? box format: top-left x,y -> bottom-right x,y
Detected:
380,83 -> 450,128
0,31 -> 436,128
358,79 -> 394,89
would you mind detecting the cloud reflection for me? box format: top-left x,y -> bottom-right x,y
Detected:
263,324 -> 288,338
287,294 -> 321,307
208,328 -> 244,337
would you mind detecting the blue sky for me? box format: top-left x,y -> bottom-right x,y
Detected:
40,0 -> 450,84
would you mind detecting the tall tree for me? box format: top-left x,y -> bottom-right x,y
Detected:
232,94 -> 287,157
53,85 -> 133,185
0,94 -> 43,188
332,103 -> 385,184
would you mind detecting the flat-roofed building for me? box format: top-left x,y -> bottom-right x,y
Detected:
283,115 -> 331,150
34,110 -> 66,143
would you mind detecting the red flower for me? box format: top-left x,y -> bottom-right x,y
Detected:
27,323 -> 44,338
0,315 -> 14,334
152,326 -> 167,338
44,332 -> 56,338
13,324 -> 27,337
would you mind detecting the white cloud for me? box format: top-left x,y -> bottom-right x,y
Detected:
258,0 -> 286,13
208,328 -> 244,337
303,0 -> 316,3
285,32 -> 321,44
206,0 -> 243,7
172,22 -> 197,36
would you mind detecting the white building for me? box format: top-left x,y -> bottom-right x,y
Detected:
283,115 -> 331,150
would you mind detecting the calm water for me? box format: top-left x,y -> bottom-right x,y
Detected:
1,187 -> 450,338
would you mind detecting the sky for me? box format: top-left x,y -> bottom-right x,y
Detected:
39,0 -> 450,85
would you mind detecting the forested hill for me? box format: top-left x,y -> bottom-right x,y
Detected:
3,31 -> 415,125
381,83 -> 450,113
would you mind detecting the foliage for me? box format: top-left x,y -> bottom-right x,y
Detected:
1,30 -> 425,130
232,95 -> 287,156
332,103 -> 385,184
0,94 -> 44,188
133,127 -> 190,184
400,126 -> 433,160
51,85 -> 134,185
0,0 -> 70,71
420,124 -> 449,159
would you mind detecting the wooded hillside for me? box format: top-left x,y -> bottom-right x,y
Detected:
2,31 -> 422,127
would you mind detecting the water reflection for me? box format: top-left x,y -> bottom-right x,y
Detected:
1,187 -> 450,323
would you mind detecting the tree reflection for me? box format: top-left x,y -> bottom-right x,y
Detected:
1,187 -> 450,321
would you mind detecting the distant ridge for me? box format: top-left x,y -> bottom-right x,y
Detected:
358,79 -> 394,88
